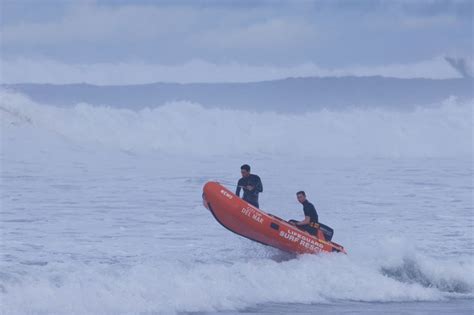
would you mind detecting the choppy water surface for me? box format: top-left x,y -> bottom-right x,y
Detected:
1,91 -> 473,314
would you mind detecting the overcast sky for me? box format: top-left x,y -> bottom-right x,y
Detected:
1,0 -> 472,84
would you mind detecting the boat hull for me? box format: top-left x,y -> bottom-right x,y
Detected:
202,181 -> 346,255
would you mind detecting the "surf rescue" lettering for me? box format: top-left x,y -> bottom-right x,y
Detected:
279,230 -> 324,251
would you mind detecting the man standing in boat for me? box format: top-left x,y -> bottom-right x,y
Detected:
236,164 -> 263,208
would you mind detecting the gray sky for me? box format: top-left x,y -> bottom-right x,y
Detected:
1,0 -> 473,84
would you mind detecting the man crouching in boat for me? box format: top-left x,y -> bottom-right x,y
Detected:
289,191 -> 319,235
236,164 -> 263,208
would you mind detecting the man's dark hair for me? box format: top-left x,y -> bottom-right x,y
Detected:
296,191 -> 306,197
241,164 -> 251,172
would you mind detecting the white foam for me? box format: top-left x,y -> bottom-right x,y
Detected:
1,91 -> 473,313
1,90 -> 473,159
2,245 -> 472,314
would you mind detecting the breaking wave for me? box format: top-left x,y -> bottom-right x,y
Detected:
1,245 -> 472,314
1,90 -> 472,158
1,90 -> 473,314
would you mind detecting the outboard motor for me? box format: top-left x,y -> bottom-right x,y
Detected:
318,223 -> 334,241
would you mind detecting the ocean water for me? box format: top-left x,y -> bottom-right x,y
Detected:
0,91 -> 473,314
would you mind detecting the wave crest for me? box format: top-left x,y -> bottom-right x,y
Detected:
1,90 -> 472,158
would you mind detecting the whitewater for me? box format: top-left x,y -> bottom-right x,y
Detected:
0,90 -> 473,314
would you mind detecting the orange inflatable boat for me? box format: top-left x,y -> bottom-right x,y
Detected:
202,181 -> 346,255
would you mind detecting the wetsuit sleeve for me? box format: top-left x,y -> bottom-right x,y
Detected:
304,203 -> 318,222
310,204 -> 318,222
256,176 -> 263,193
303,205 -> 311,217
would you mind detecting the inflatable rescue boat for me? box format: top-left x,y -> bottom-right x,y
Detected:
202,181 -> 346,255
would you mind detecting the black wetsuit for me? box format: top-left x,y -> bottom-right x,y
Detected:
292,200 -> 318,235
302,200 -> 318,223
291,200 -> 333,240
236,174 -> 263,208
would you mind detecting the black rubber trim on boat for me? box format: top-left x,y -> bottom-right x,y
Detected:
207,202 -> 270,248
